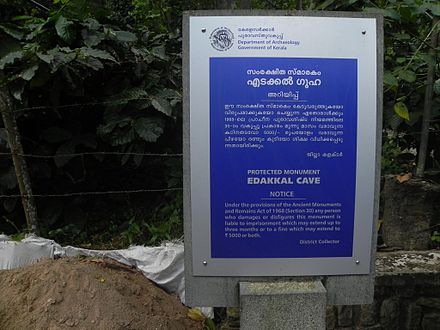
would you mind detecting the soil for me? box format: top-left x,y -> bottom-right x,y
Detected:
0,257 -> 203,330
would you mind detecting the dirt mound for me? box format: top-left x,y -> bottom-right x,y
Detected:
0,257 -> 203,330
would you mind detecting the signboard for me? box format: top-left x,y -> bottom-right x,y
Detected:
185,13 -> 380,278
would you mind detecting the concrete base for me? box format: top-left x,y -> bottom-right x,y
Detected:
240,280 -> 327,330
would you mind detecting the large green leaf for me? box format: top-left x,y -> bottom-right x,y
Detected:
19,64 -> 39,81
97,117 -> 131,136
110,128 -> 136,146
394,102 -> 410,121
37,48 -> 76,72
130,46 -> 153,63
36,52 -> 54,64
81,30 -> 104,48
399,6 -> 416,23
25,19 -> 48,41
52,51 -> 77,72
0,50 -> 23,69
80,47 -> 117,62
156,88 -> 181,99
108,88 -> 148,106
384,72 -> 398,87
113,30 -> 137,42
82,18 -> 101,31
151,46 -> 168,60
425,3 -> 440,16
417,53 -> 436,67
398,70 -> 417,83
133,117 -> 164,142
10,80 -> 25,101
55,16 -> 75,44
151,96 -> 172,117
76,56 -> 104,70
0,23 -> 23,40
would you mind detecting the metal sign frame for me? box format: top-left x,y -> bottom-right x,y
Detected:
183,10 -> 383,306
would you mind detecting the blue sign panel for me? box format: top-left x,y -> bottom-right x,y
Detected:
210,57 -> 357,258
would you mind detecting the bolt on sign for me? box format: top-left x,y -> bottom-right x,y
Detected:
183,11 -> 382,303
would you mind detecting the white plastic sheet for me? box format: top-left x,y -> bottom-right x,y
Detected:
0,235 -> 54,270
0,235 -> 213,318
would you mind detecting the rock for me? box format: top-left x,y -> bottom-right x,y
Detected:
380,298 -> 400,330
326,306 -> 337,329
405,303 -> 422,330
416,297 -> 440,310
422,313 -> 440,330
382,176 -> 440,250
362,325 -> 382,330
337,305 -> 353,327
360,303 -> 377,326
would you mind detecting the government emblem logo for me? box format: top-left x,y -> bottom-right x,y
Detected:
210,27 -> 234,51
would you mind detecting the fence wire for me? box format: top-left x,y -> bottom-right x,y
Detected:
0,152 -> 182,158
0,187 -> 183,199
13,97 -> 153,113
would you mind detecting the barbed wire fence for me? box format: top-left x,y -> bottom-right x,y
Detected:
2,89 -> 439,235
0,90 -> 183,235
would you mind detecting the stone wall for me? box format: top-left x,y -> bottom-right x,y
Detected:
381,176 -> 440,250
327,273 -> 440,330
218,251 -> 440,330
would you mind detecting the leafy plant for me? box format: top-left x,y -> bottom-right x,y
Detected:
368,1 -> 440,173
381,129 -> 418,174
0,0 -> 182,242
122,217 -> 144,245
431,230 -> 440,245
48,223 -> 86,243
146,210 -> 181,245
2,0 -> 437,245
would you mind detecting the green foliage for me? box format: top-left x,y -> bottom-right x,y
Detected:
48,223 -> 87,243
119,195 -> 183,246
432,231 -> 440,243
382,130 -> 419,175
394,102 -> 410,121
2,0 -> 439,245
251,1 -> 440,174
122,217 -> 144,245
0,0 -> 183,245
382,132 -> 405,174
11,231 -> 26,241
146,216 -> 180,245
